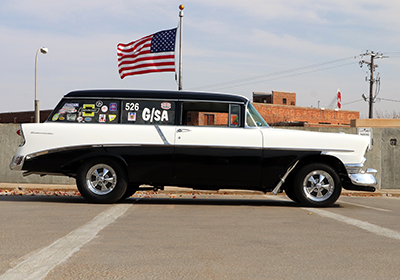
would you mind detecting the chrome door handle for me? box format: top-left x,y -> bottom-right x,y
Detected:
177,128 -> 191,133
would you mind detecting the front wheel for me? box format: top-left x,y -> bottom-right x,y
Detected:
293,163 -> 341,207
76,158 -> 128,203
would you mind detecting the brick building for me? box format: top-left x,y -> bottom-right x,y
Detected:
252,91 -> 359,127
253,91 -> 296,106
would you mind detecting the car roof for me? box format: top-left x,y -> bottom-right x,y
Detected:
63,89 -> 248,103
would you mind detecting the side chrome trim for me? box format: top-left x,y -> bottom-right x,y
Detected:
272,160 -> 299,195
154,125 -> 171,145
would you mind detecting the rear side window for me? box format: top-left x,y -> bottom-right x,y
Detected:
50,100 -> 120,123
121,100 -> 176,125
182,102 -> 241,127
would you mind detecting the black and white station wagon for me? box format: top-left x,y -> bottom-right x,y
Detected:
10,89 -> 377,206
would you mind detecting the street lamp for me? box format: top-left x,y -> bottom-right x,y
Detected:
34,47 -> 48,123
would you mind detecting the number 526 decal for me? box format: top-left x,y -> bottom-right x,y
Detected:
125,103 -> 140,111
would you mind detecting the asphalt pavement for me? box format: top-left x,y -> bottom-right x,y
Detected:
1,182 -> 400,198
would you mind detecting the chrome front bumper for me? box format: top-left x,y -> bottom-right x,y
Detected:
348,168 -> 377,186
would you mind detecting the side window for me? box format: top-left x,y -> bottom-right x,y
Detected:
121,100 -> 175,125
230,104 -> 241,127
50,100 -> 120,123
182,102 -> 240,127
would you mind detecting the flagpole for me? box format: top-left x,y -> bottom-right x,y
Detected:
178,4 -> 184,90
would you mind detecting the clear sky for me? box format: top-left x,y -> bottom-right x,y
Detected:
1,0 -> 400,118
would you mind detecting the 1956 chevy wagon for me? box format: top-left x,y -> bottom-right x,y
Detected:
10,89 -> 377,206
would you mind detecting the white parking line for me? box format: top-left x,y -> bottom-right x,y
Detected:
0,204 -> 132,280
303,207 -> 400,241
338,200 -> 392,212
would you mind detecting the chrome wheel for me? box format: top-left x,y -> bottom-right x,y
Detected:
302,170 -> 334,202
86,164 -> 117,195
294,163 -> 341,207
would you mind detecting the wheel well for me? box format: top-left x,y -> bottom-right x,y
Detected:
283,155 -> 347,190
62,155 -> 129,178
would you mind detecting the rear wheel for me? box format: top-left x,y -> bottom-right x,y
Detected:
293,163 -> 341,207
76,158 -> 128,203
120,184 -> 139,200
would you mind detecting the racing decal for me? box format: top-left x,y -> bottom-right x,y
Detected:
59,116 -> 65,121
66,114 -> 77,121
64,103 -> 79,107
125,102 -> 140,111
128,112 -> 136,121
96,100 -> 103,107
110,103 -> 117,111
161,102 -> 171,110
81,104 -> 99,117
59,108 -> 67,114
108,115 -> 116,122
65,107 -> 77,113
142,108 -> 169,122
99,114 -> 106,122
84,117 -> 92,122
122,100 -> 175,125
101,105 -> 108,113
52,114 -> 59,121
77,116 -> 83,122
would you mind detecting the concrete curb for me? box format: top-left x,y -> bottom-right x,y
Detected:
1,183 -> 400,197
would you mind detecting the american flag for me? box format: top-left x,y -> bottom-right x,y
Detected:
117,28 -> 177,79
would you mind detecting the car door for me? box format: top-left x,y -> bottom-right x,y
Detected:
173,102 -> 263,189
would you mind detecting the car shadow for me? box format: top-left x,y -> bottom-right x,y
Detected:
0,195 -> 342,208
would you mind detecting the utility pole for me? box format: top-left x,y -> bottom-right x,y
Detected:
359,51 -> 386,119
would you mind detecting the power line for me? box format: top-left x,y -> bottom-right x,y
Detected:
189,56 -> 358,91
378,97 -> 400,103
343,99 -> 364,106
211,62 -> 357,91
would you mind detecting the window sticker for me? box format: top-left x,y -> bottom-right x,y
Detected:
161,102 -> 171,110
81,104 -> 97,117
125,102 -> 140,111
110,103 -> 117,111
122,100 -> 175,125
128,112 -> 136,121
50,100 -> 120,123
66,114 -> 76,121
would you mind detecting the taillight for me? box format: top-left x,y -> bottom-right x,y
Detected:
17,126 -> 26,146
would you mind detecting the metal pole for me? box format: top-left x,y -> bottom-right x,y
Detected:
368,53 -> 375,119
34,49 -> 40,123
34,47 -> 48,123
178,5 -> 184,91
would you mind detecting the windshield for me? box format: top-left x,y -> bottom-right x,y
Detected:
246,103 -> 270,128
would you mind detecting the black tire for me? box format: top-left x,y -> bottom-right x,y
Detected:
76,158 -> 128,203
120,184 -> 139,200
284,186 -> 299,203
293,163 -> 342,207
